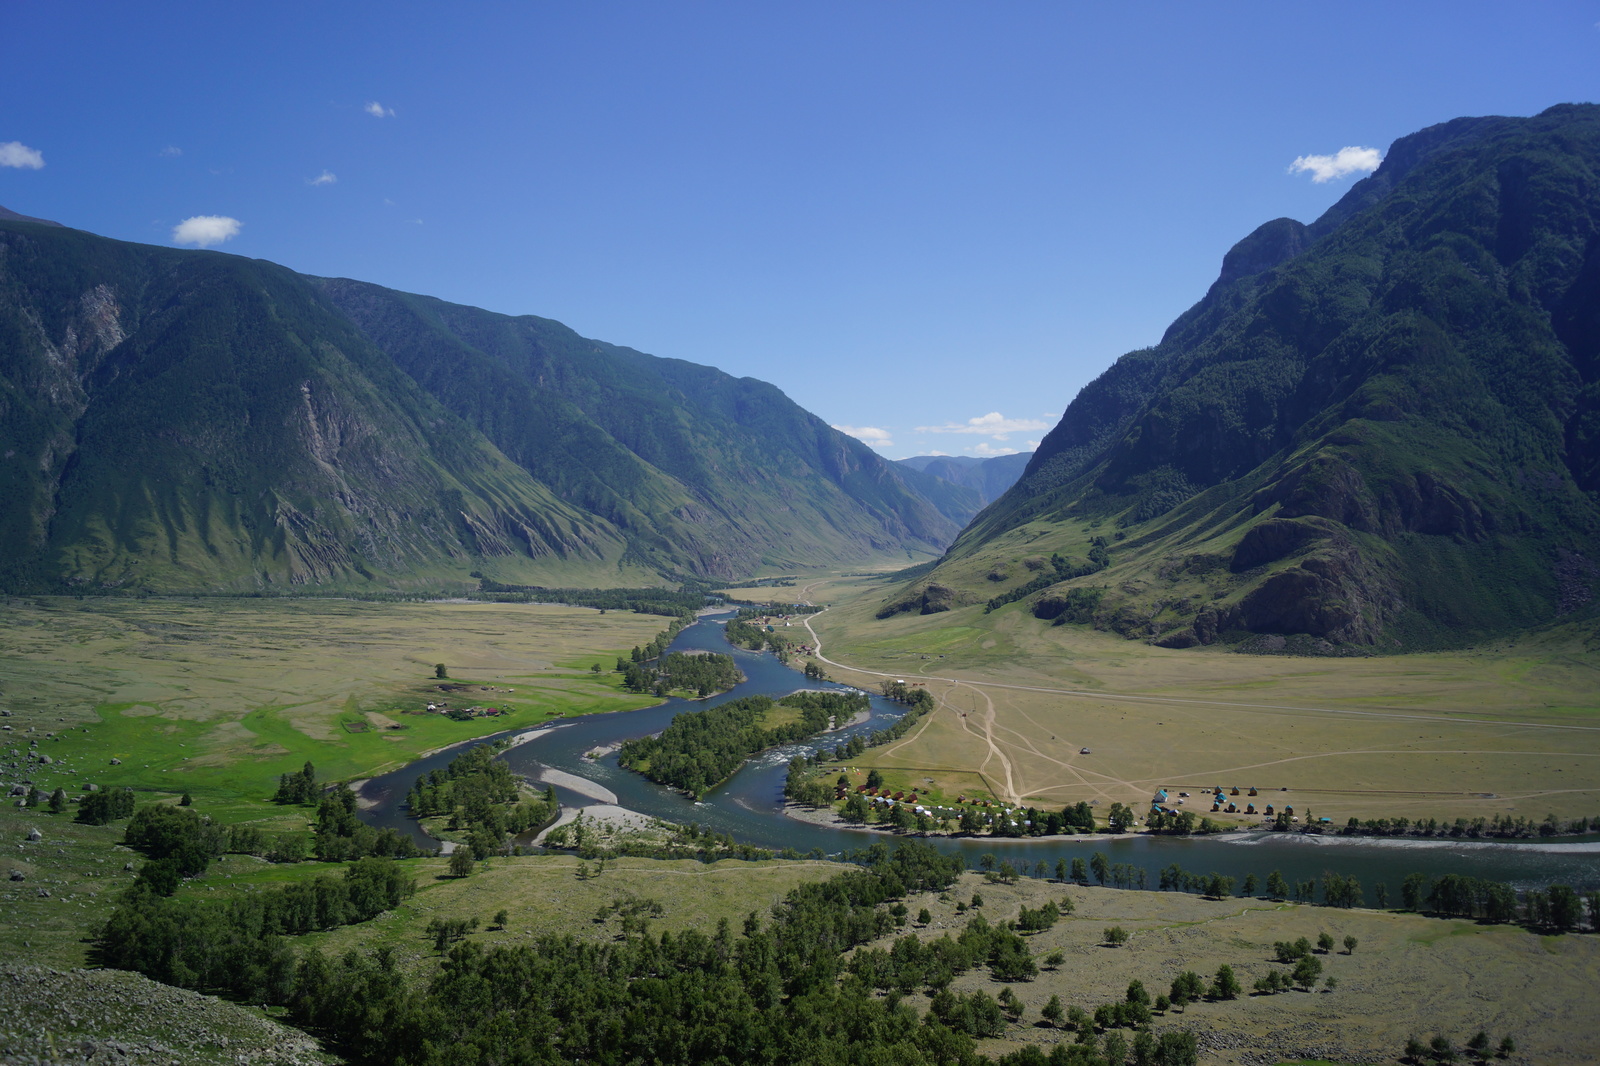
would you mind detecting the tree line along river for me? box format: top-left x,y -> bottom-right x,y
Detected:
357,611 -> 1599,893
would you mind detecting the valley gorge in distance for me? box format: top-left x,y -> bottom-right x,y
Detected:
3,103 -> 1599,1066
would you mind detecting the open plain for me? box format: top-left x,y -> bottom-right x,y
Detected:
791,575 -> 1600,828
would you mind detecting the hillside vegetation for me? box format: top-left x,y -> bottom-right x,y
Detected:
894,105 -> 1600,650
0,222 -> 952,593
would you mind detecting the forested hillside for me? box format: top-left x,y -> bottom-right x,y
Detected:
896,105 -> 1600,649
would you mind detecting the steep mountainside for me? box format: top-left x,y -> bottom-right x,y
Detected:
0,221 -> 954,592
317,281 -> 956,577
897,453 -> 1032,506
893,105 -> 1600,649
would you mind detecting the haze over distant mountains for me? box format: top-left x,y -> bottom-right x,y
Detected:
0,221 -> 956,591
891,105 -> 1600,649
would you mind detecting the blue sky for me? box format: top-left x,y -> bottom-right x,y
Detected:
4,3 -> 1597,459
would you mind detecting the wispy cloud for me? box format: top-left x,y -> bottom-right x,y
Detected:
171,215 -> 241,247
308,170 -> 337,186
914,412 -> 1051,440
832,424 -> 894,449
365,101 -> 396,118
159,145 -> 182,158
1288,146 -> 1382,183
970,442 -> 1020,456
0,141 -> 45,169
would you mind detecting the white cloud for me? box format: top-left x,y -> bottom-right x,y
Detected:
970,442 -> 1020,456
160,145 -> 182,157
365,101 -> 395,118
1288,146 -> 1382,183
913,411 -> 1051,439
832,424 -> 894,449
309,170 -> 337,186
171,215 -> 242,247
0,141 -> 44,169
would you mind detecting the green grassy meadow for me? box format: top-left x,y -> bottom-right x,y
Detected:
0,597 -> 671,815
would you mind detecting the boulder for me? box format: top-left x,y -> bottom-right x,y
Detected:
26,828 -> 42,841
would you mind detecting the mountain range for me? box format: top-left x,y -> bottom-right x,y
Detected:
0,221 -> 956,591
885,104 -> 1600,649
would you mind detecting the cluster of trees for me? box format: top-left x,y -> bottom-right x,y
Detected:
473,579 -> 710,617
1143,809 -> 1224,835
404,741 -> 557,857
76,786 -> 136,825
272,761 -> 319,805
97,855 -> 415,1002
279,842 -> 992,1066
618,651 -> 742,696
620,692 -> 866,799
985,544 -> 1110,614
847,909 -> 1042,995
311,785 -> 425,862
1340,811 -> 1600,840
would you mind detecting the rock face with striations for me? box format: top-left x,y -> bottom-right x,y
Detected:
902,105 -> 1600,648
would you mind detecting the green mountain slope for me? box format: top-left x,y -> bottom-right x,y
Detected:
0,221 -> 632,591
316,280 -> 956,578
899,104 -> 1600,649
0,220 -> 954,592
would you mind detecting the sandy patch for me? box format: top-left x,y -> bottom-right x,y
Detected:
536,767 -> 619,804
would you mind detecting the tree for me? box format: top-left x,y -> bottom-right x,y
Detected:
435,663 -> 448,679
1374,881 -> 1389,908
1155,1031 -> 1198,1066
1041,993 -> 1064,1028
48,788 -> 66,813
493,909 -> 508,929
1043,950 -> 1064,970
1241,872 -> 1258,896
917,907 -> 932,926
1090,851 -> 1110,886
1430,1035 -> 1457,1063
1210,963 -> 1241,1001
1071,856 -> 1088,885
1343,934 -> 1358,955
1316,931 -> 1335,954
1055,858 -> 1068,882
1496,1035 -> 1516,1058
1169,970 -> 1204,1010
1104,925 -> 1128,947
1403,1036 -> 1429,1063
1291,953 -> 1323,990
1265,869 -> 1289,899
448,849 -> 475,878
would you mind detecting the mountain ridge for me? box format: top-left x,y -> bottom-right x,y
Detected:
894,104 -> 1600,648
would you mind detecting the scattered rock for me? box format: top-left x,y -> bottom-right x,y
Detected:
35,886 -> 49,897
8,869 -> 22,881
27,827 -> 42,841
109,758 -> 121,765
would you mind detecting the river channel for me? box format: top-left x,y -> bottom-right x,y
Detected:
358,611 -> 1599,892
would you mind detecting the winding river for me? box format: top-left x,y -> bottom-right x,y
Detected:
358,611 -> 1599,892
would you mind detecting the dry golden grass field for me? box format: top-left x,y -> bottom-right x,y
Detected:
785,575 -> 1600,827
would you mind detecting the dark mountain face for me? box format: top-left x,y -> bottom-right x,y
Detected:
0,217 -> 954,591
925,105 -> 1600,648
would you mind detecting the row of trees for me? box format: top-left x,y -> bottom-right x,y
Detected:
985,544 -> 1111,614
1340,811 -> 1600,840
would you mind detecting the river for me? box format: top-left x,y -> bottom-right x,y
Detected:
358,611 -> 1599,892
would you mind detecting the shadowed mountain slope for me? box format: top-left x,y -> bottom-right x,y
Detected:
894,105 -> 1600,649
